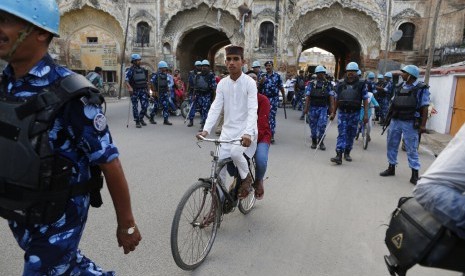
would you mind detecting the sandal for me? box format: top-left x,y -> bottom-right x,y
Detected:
253,179 -> 264,200
237,173 -> 252,199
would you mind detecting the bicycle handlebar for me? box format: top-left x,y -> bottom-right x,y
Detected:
197,135 -> 242,144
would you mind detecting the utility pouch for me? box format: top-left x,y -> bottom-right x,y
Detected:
89,166 -> 104,208
384,197 -> 465,275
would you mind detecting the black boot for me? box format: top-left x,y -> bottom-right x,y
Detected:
311,138 -> 317,149
163,119 -> 173,125
319,139 -> 326,151
330,151 -> 342,165
187,119 -> 193,127
410,169 -> 419,185
149,117 -> 157,124
380,164 -> 395,176
135,121 -> 141,128
140,119 -> 147,126
344,150 -> 352,162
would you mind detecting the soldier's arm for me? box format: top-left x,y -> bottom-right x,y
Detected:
100,158 -> 142,254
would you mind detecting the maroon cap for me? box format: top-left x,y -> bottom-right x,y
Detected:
225,45 -> 244,56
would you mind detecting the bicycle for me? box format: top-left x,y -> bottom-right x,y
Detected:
101,82 -> 117,97
355,120 -> 369,150
170,136 -> 256,270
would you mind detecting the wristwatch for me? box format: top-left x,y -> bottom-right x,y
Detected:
119,225 -> 137,235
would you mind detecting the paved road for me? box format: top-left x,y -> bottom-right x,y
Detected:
0,99 -> 458,276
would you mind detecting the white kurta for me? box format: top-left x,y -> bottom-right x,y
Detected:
203,73 -> 258,177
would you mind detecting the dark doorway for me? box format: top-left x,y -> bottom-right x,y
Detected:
177,26 -> 231,82
301,28 -> 362,79
396,23 -> 415,51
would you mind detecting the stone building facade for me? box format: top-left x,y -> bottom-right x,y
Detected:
51,0 -> 465,84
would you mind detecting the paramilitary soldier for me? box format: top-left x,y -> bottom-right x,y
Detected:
150,60 -> 173,125
259,61 -> 286,143
373,73 -> 384,122
303,65 -> 335,150
330,62 -> 369,164
379,65 -> 430,185
0,0 -> 141,274
186,60 -> 202,96
294,69 -> 306,118
187,59 -> 217,130
376,72 -> 394,125
125,53 -> 150,128
251,60 -> 264,83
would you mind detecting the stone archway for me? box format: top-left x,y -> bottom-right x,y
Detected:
301,28 -> 362,79
58,6 -> 124,81
176,26 -> 231,78
288,3 -> 381,78
163,3 -> 243,80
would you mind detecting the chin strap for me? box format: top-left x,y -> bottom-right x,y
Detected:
6,24 -> 34,60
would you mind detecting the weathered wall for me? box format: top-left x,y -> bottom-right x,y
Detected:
55,0 -> 464,75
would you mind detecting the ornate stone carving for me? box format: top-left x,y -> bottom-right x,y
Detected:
392,8 -> 421,23
295,0 -> 383,32
252,8 -> 276,20
163,3 -> 242,46
59,0 -> 125,29
288,2 -> 381,54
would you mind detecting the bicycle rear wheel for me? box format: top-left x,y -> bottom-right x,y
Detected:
171,181 -> 221,270
239,159 -> 256,214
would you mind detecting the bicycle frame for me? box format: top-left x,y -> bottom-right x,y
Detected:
198,136 -> 242,205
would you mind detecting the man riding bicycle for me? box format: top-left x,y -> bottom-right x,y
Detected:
197,45 -> 258,199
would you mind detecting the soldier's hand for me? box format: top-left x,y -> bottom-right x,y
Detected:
241,134 -> 252,147
196,131 -> 208,140
117,225 -> 142,254
329,113 -> 335,121
419,126 -> 427,134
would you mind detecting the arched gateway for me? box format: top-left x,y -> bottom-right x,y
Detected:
163,4 -> 244,80
288,3 -> 381,78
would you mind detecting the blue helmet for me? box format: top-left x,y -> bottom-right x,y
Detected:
357,70 -> 362,76
131,54 -> 141,62
252,61 -> 261,68
0,0 -> 60,37
194,61 -> 202,66
346,62 -> 359,71
401,65 -> 420,79
201,59 -> 210,66
315,65 -> 326,74
158,61 -> 168,69
377,74 -> 384,79
385,72 -> 393,78
367,72 -> 375,79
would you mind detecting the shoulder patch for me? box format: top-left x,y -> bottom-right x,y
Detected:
93,113 -> 107,131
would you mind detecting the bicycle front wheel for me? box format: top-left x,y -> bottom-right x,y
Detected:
363,126 -> 369,150
180,100 -> 190,118
171,181 -> 221,270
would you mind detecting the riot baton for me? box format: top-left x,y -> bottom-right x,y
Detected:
303,113 -> 310,147
184,96 -> 196,124
283,98 -> 287,119
314,117 -> 332,155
